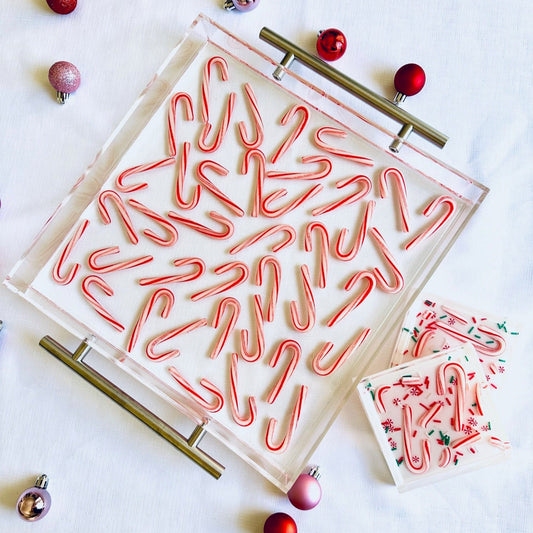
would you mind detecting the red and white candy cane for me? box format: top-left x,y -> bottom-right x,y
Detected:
405,195 -> 456,250
402,405 -> 431,474
126,288 -> 175,353
313,126 -> 374,167
267,340 -> 301,404
240,294 -> 265,362
210,297 -> 241,359
266,156 -> 332,180
379,167 -> 410,233
81,275 -> 124,332
265,384 -> 308,454
312,174 -> 372,216
374,385 -> 391,414
289,265 -> 315,332
230,224 -> 296,255
474,382 -> 486,417
369,226 -> 404,294
88,246 -> 153,274
200,56 -> 230,124
241,148 -> 266,217
229,352 -> 258,426
127,199 -> 179,246
312,327 -> 371,376
115,157 -> 176,194
262,184 -> 323,218
451,431 -> 481,450
191,261 -> 249,302
488,436 -> 511,450
175,142 -> 201,210
270,104 -> 310,164
195,160 -> 244,217
145,318 -> 208,361
168,367 -> 224,413
333,200 -> 375,261
255,255 -> 281,322
52,218 -> 89,285
434,321 -> 507,357
139,257 -> 206,286
412,328 -> 437,358
304,222 -> 329,289
417,402 -> 443,428
438,446 -> 452,468
436,361 -> 466,432
238,83 -> 264,149
327,271 -> 376,327
440,304 -> 469,325
197,92 -> 236,153
167,92 -> 194,157
98,190 -> 139,245
167,210 -> 234,240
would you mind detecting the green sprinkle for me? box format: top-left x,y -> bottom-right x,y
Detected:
411,335 -> 418,343
396,458 -> 404,466
454,458 -> 459,465
450,376 -> 455,383
413,327 -> 420,334
370,390 -> 375,401
428,430 -> 434,436
474,334 -> 481,339
468,326 -> 474,334
499,359 -> 506,363
511,331 -> 519,335
440,315 -> 448,319
465,356 -> 469,361
402,327 -> 410,332
486,340 -> 495,344
488,421 -> 491,430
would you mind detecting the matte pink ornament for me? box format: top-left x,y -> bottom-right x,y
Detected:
287,467 -> 322,510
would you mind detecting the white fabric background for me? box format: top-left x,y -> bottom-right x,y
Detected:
1,1 -> 531,532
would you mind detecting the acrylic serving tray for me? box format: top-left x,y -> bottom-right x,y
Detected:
5,14 -> 488,491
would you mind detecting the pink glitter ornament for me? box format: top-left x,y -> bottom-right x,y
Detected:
48,61 -> 81,104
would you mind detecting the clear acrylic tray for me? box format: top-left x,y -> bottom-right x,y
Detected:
4,14 -> 488,491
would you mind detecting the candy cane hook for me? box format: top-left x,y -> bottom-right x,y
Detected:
436,361 -> 466,432
127,199 -> 179,246
255,255 -> 281,322
241,148 -> 266,217
115,157 -> 176,194
200,56 -> 230,124
81,275 -> 125,332
312,174 -> 372,216
191,261 -> 250,301
289,265 -> 315,332
266,340 -> 301,404
379,167 -> 410,232
88,246 -> 153,273
369,226 -> 404,293
52,218 -> 89,285
167,210 -> 234,240
168,367 -> 224,413
238,83 -> 264,149
266,156 -> 332,180
314,126 -> 374,166
434,321 -> 506,357
198,92 -> 236,153
229,352 -> 258,426
230,224 -> 296,255
262,184 -> 323,218
270,104 -> 310,164
174,142 -> 201,210
139,257 -> 206,286
210,297 -> 241,359
304,221 -> 329,289
98,190 -> 139,245
126,288 -> 175,353
402,405 -> 431,474
168,92 -> 194,157
240,294 -> 265,362
333,200 -> 375,261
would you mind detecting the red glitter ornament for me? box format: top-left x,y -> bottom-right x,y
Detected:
393,63 -> 426,97
263,512 -> 297,533
316,29 -> 347,61
46,0 -> 77,15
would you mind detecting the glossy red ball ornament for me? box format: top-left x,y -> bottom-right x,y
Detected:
287,472 -> 322,510
263,512 -> 297,533
393,63 -> 426,97
46,0 -> 77,15
316,29 -> 347,61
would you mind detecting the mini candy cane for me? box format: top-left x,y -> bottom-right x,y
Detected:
488,436 -> 511,450
200,56 -> 230,124
88,247 -> 153,273
402,405 -> 431,474
438,447 -> 452,468
174,142 -> 201,210
412,329 -> 437,358
241,148 -> 266,217
167,210 -> 234,240
195,160 -> 244,217
312,328 -> 371,376
369,226 -> 404,293
139,257 -> 206,286
417,402 -> 443,428
267,340 -> 301,404
127,199 -> 179,246
98,190 -> 139,245
81,275 -> 124,332
229,352 -> 257,426
270,105 -> 310,164
197,92 -> 236,153
304,222 -> 329,289
52,218 -> 89,285
238,83 -> 264,149
379,167 -> 410,232
474,382 -> 486,416
312,175 -> 372,216
314,126 -> 374,166
404,195 -> 456,250
167,92 -> 194,157
333,200 -> 375,261
436,361 -> 466,432
266,156 -> 332,180
374,385 -> 391,414
255,255 -> 281,322
327,271 -> 376,327
126,288 -> 175,353
210,297 -> 241,359
289,265 -> 315,332
265,384 -> 308,454
145,318 -> 208,361
115,157 -> 175,194
261,184 -> 323,218
434,321 -> 506,356
451,431 -> 481,449
191,262 -> 249,301
230,224 -> 296,255
240,294 -> 265,362
168,367 -> 224,413
439,304 -> 469,325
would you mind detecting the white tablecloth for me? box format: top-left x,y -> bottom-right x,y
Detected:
1,2 -> 531,532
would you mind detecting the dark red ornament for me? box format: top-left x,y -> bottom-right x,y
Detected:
316,29 -> 347,61
263,512 -> 297,533
393,63 -> 426,97
46,0 -> 77,15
